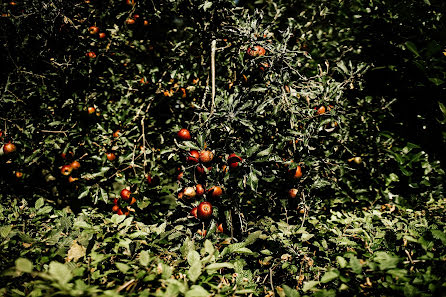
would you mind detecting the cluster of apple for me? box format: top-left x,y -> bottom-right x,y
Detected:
60,155 -> 81,183
84,0 -> 149,59
112,188 -> 137,216
176,128 -> 241,235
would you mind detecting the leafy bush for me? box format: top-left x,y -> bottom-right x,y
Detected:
0,0 -> 444,296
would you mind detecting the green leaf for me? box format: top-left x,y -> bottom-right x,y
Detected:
248,169 -> 259,192
302,281 -> 319,292
204,240 -> 214,256
349,256 -> 362,274
283,284 -> 300,297
185,285 -> 210,297
116,262 -> 130,274
320,269 -> 339,283
48,261 -> 72,284
35,198 -> 44,209
187,250 -> 200,266
336,256 -> 347,268
205,262 -> 234,273
428,77 -> 444,86
374,251 -> 400,270
0,225 -> 12,238
244,231 -> 262,246
246,144 -> 260,157
439,101 -> 446,116
431,230 -> 446,244
188,262 -> 201,283
139,250 -> 150,267
301,233 -> 314,242
256,145 -> 273,157
111,214 -> 126,224
405,41 -> 420,57
15,258 -> 33,273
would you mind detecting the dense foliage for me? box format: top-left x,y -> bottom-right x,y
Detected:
1,0 -> 445,296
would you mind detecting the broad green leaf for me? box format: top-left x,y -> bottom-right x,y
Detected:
187,262 -> 201,282
205,262 -> 234,273
244,231 -> 262,246
74,221 -> 92,229
111,214 -> 126,224
16,258 -> 33,273
283,284 -> 300,297
431,230 -> 446,244
256,145 -> 273,157
439,101 -> 446,116
204,240 -> 214,255
374,251 -> 400,270
428,77 -> 444,86
49,261 -> 72,284
405,41 -> 420,57
185,285 -> 210,297
349,256 -> 362,274
321,269 -> 339,283
0,225 -> 12,238
187,250 -> 200,266
302,281 -> 319,292
139,250 -> 150,266
301,233 -> 314,242
35,198 -> 44,209
336,256 -> 347,268
116,262 -> 130,274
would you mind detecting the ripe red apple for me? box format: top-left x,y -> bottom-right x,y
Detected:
120,189 -> 131,201
195,184 -> 205,196
195,165 -> 212,175
112,205 -> 120,212
247,45 -> 266,57
117,208 -> 124,215
208,186 -> 223,198
190,207 -> 198,218
15,171 -> 23,178
177,128 -> 191,140
289,165 -> 302,179
68,176 -> 78,183
317,106 -> 326,115
197,201 -> 213,220
126,19 -> 135,25
288,188 -> 298,198
3,142 -> 16,154
106,152 -> 116,161
199,150 -> 213,163
70,160 -> 80,170
113,198 -> 118,205
113,130 -> 121,138
228,153 -> 242,163
217,224 -> 223,233
183,187 -> 196,199
89,26 -> 99,34
147,174 -> 160,186
87,52 -> 96,59
98,32 -> 106,38
187,150 -> 199,163
61,165 -> 73,176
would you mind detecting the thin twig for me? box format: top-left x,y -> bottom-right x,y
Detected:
117,279 -> 136,293
269,267 -> 275,296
